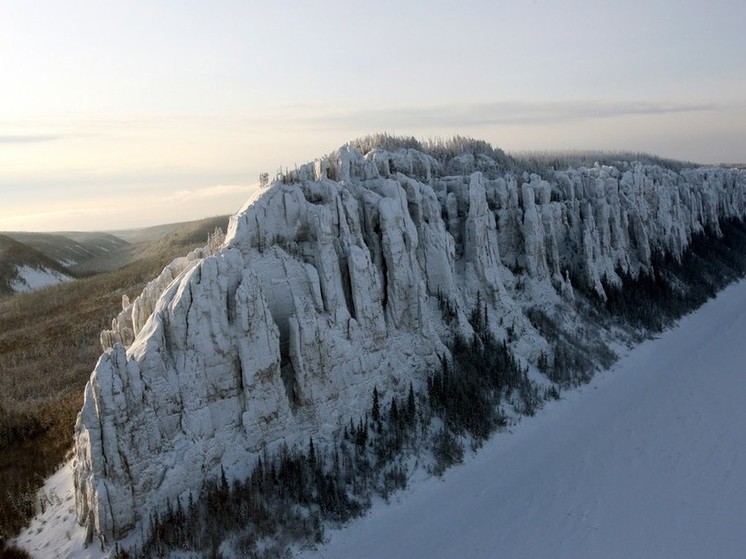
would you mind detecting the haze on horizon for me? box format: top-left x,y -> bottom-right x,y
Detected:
1,0 -> 744,232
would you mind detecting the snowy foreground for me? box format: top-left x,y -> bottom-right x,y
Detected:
298,280 -> 746,559
16,279 -> 746,558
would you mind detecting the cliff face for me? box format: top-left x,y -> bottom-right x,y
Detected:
73,143 -> 746,544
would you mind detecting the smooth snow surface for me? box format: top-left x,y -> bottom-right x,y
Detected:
299,280 -> 746,559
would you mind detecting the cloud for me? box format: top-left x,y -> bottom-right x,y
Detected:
0,185 -> 254,232
292,100 -> 718,130
0,206 -> 117,231
160,184 -> 256,203
0,134 -> 62,144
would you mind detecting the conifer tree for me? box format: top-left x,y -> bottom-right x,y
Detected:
308,438 -> 316,467
389,398 -> 399,423
372,386 -> 381,423
407,382 -> 416,423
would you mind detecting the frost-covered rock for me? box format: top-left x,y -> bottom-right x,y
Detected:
99,250 -> 207,351
73,143 -> 746,546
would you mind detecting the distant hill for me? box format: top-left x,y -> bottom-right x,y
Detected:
72,215 -> 231,274
5,231 -> 129,271
1,216 -> 231,280
0,234 -> 74,297
108,216 -> 230,245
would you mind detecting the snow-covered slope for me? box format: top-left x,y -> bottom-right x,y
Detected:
298,278 -> 746,559
9,264 -> 72,292
70,143 -> 746,548
0,234 -> 74,296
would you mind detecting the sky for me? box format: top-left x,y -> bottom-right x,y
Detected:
1,0 -> 745,232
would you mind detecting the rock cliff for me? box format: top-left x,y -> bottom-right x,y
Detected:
73,141 -> 746,545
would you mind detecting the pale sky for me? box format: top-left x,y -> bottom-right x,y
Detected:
1,0 -> 744,232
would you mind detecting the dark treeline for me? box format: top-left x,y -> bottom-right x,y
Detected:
117,384 -> 422,558
428,294 -> 535,443
530,220 -> 746,384
527,306 -> 615,388
602,219 -> 746,331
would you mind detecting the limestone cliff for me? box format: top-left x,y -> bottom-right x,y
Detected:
73,142 -> 746,545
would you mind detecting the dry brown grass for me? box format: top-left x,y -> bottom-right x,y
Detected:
0,216 -> 228,544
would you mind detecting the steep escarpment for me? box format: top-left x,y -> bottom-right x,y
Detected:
73,140 -> 746,547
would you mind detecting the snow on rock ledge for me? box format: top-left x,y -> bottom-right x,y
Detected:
73,145 -> 746,546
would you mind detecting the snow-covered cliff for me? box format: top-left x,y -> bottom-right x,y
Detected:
73,142 -> 746,545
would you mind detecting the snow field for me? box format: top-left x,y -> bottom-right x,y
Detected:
297,279 -> 746,559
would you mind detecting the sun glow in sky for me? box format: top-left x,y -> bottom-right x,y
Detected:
1,0 -> 745,231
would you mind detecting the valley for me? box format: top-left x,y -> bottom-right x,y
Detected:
0,216 -> 229,544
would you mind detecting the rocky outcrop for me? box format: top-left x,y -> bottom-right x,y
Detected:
74,143 -> 746,545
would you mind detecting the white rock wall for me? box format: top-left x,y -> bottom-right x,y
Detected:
74,145 -> 746,545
